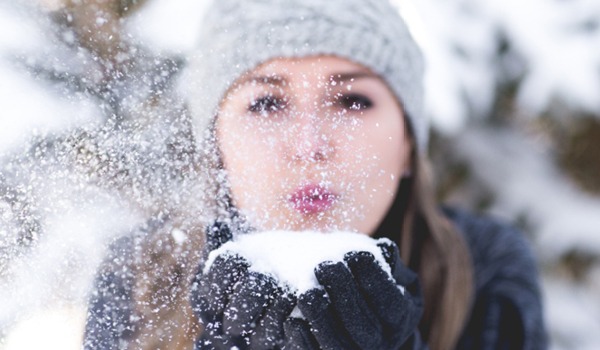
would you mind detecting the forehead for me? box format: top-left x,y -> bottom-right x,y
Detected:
248,56 -> 373,81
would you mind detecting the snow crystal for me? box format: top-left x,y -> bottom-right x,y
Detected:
2,306 -> 86,350
125,0 -> 209,54
171,228 -> 188,245
204,230 -> 392,293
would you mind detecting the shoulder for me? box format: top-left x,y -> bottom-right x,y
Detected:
83,216 -> 168,349
441,206 -> 548,349
91,214 -> 170,285
83,234 -> 139,349
442,206 -> 539,292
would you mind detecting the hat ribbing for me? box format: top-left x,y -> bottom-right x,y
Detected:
186,0 -> 427,151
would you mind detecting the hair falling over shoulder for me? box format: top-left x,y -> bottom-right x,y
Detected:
408,156 -> 474,350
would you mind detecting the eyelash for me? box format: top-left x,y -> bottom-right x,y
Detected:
247,93 -> 374,115
248,95 -> 287,114
337,93 -> 373,111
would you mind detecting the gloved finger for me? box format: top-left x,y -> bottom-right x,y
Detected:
192,254 -> 250,322
223,271 -> 277,339
377,239 -> 420,295
344,251 -> 412,335
283,317 -> 320,350
314,261 -> 383,349
249,290 -> 297,349
195,331 -> 241,350
205,221 -> 233,254
297,288 -> 356,350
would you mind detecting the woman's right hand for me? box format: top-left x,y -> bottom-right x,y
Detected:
191,222 -> 296,350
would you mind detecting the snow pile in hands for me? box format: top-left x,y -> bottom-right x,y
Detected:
204,230 -> 393,293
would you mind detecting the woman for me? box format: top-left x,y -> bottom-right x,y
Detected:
84,0 -> 547,349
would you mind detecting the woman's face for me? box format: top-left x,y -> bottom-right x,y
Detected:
216,56 -> 412,235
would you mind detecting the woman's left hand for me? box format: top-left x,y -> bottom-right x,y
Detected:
284,240 -> 425,350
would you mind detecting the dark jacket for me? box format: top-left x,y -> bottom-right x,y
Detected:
84,208 -> 547,349
443,207 -> 547,349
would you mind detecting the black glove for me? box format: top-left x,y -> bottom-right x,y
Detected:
284,240 -> 424,350
203,221 -> 234,259
191,222 -> 297,350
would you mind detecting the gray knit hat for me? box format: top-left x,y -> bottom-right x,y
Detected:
186,0 -> 427,151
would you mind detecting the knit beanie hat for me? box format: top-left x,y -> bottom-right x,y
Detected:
186,0 -> 427,152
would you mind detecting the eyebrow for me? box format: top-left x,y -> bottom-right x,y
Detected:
329,72 -> 379,83
235,71 -> 378,89
236,75 -> 288,88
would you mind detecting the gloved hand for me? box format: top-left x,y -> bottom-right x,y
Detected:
283,240 -> 425,350
191,222 -> 297,350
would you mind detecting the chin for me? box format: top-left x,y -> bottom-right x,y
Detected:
247,207 -> 361,233
290,215 -> 359,233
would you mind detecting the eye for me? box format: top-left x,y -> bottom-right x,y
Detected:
337,94 -> 373,111
248,95 -> 287,114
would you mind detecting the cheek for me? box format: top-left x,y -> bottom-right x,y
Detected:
340,114 -> 407,233
217,116 -> 285,213
374,125 -> 406,185
345,118 -> 406,186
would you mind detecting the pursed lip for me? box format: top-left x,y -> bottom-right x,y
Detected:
288,184 -> 339,215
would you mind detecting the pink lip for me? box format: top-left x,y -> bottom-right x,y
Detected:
289,184 -> 338,215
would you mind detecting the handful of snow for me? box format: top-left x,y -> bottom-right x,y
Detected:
204,230 -> 393,294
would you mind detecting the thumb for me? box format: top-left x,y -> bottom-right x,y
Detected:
205,221 -> 233,253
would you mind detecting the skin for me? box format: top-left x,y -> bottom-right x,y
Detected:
216,56 -> 412,235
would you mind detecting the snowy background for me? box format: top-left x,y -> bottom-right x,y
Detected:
1,0 -> 599,348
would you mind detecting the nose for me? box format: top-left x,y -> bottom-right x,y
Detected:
288,112 -> 333,163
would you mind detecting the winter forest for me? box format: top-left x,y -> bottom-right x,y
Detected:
1,0 -> 599,349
